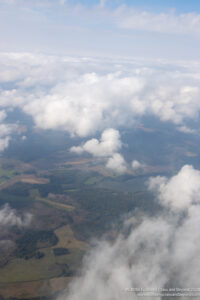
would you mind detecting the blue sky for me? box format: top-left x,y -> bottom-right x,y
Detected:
1,0 -> 200,60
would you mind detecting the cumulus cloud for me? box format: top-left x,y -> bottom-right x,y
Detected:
71,128 -> 127,173
40,72 -> 200,131
148,165 -> 200,212
1,53 -> 200,140
0,203 -> 32,228
71,128 -> 121,157
132,160 -> 146,172
106,153 -> 127,174
58,165 -> 200,300
22,72 -> 144,137
0,109 -> 17,151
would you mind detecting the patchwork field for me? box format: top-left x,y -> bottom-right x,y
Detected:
0,224 -> 87,283
0,156 -> 158,299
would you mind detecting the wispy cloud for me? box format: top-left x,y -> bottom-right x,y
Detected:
0,2 -> 200,59
115,7 -> 200,36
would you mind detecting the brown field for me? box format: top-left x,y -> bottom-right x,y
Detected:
0,175 -> 49,191
64,158 -> 93,166
54,224 -> 88,251
36,197 -> 75,211
20,175 -> 49,184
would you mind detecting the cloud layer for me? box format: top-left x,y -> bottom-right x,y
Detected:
1,53 -> 200,139
1,53 -> 200,156
58,165 -> 200,300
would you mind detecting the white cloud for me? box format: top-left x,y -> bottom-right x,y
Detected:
19,57 -> 200,134
0,135 -> 10,152
0,111 -> 13,151
148,165 -> 200,212
0,110 -> 6,122
0,110 -> 17,152
132,160 -> 146,172
177,125 -> 196,134
22,72 -> 144,137
0,203 -> 32,228
106,153 -> 127,174
99,0 -> 106,8
71,128 -> 127,173
1,53 -> 200,141
71,128 -> 121,157
58,165 -> 200,300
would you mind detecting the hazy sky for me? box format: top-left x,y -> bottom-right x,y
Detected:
1,0 -> 200,60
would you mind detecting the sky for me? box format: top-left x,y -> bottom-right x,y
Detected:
1,0 -> 200,60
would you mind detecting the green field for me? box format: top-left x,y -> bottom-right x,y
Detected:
0,225 -> 87,283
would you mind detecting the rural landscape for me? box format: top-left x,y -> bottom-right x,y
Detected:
0,119 -> 200,298
1,1 -> 200,299
0,130 -> 157,299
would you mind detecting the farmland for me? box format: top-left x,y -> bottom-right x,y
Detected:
0,152 -> 159,299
